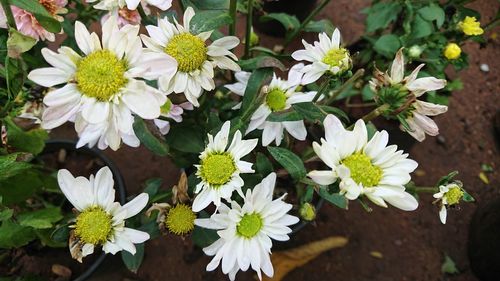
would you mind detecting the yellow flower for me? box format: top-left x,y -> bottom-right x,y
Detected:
444,43 -> 461,60
458,16 -> 484,36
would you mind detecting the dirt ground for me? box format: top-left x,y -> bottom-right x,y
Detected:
46,0 -> 500,280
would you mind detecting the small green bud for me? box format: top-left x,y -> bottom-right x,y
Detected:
408,45 -> 423,58
250,31 -> 259,47
299,202 -> 316,221
214,90 -> 224,99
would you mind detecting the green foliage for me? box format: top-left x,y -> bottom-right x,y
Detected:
363,2 -> 402,33
373,34 -> 401,58
122,243 -> 145,273
4,117 -> 48,154
0,220 -> 36,249
260,13 -> 300,32
133,117 -> 170,156
190,10 -> 233,34
165,124 -> 205,154
304,20 -> 336,35
317,186 -> 347,209
267,147 -> 306,181
10,0 -> 62,33
17,207 -> 63,229
0,153 -> 32,181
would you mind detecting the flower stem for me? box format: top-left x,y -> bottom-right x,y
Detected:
0,0 -> 17,30
324,69 -> 365,105
312,79 -> 330,102
244,0 -> 254,58
229,0 -> 237,36
347,104 -> 389,130
411,187 -> 438,193
284,0 -> 332,47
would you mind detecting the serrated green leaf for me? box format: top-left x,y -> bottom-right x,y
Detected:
0,220 -> 36,249
238,55 -> 286,71
122,243 -> 144,273
318,187 -> 347,209
18,207 -> 63,229
365,2 -> 402,33
133,117 -> 169,156
373,34 -> 401,58
4,117 -> 48,155
292,102 -> 348,123
267,147 -> 306,181
0,153 -> 32,181
0,171 -> 42,204
190,10 -> 232,34
266,110 -> 303,122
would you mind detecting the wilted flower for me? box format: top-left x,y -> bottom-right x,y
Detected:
101,7 -> 141,27
458,16 -> 484,36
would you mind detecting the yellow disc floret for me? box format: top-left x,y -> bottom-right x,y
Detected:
322,47 -> 351,72
342,152 -> 383,187
75,50 -> 128,101
444,43 -> 461,60
75,206 -> 112,245
165,204 -> 196,235
200,153 -> 236,187
165,33 -> 207,72
237,213 -> 263,239
458,16 -> 484,36
445,186 -> 464,205
266,88 -> 287,112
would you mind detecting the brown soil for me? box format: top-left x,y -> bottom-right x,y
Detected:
43,0 -> 500,280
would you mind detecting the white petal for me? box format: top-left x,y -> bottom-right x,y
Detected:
390,48 -> 405,83
308,170 -> 337,185
121,193 -> 149,219
28,68 -> 71,87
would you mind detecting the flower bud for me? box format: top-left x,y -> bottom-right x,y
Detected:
299,202 -> 316,221
408,45 -> 423,58
443,43 -> 461,60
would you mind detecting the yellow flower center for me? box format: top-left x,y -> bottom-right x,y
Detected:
160,99 -> 173,115
75,50 -> 128,101
165,204 -> 196,235
445,186 -> 464,205
322,47 -> 350,70
266,88 -> 287,112
458,16 -> 484,36
164,33 -> 207,73
237,213 -> 263,238
444,43 -> 461,60
75,206 -> 112,245
342,152 -> 383,187
200,153 -> 236,187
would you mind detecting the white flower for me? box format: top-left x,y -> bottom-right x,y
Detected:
57,166 -> 150,262
88,0 -> 172,12
153,99 -> 193,135
28,17 -> 175,151
195,173 -> 299,280
141,7 -> 241,107
225,64 -> 318,146
433,183 -> 464,224
193,121 -> 258,212
370,49 -> 448,142
308,114 -> 419,211
291,28 -> 351,84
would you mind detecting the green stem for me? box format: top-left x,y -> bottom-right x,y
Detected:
284,0 -> 332,47
411,187 -> 438,193
324,69 -> 365,105
229,0 -> 237,36
178,0 -> 185,12
312,79 -> 330,103
0,0 -> 16,30
347,104 -> 389,130
244,0 -> 253,58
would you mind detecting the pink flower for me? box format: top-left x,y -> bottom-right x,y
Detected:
101,7 -> 141,28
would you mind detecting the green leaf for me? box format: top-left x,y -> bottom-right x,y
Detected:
10,0 -> 61,33
35,229 -> 65,247
304,19 -> 335,35
238,55 -> 286,72
51,224 -> 70,243
192,225 -> 219,248
18,207 -> 63,229
165,124 -> 205,153
181,0 -> 229,10
256,152 -> 273,176
7,28 -> 37,58
318,187 -> 347,209
437,171 -> 459,186
418,4 -> 445,28
373,34 -> 401,58
139,220 -> 161,240
462,191 -> 475,202
143,178 -> 162,200
0,153 -> 32,181
133,117 -> 169,156
121,243 -> 145,273
266,110 -> 303,122
411,14 -> 433,39
0,171 -> 42,205
364,2 -> 402,33
0,209 -> 13,221
366,122 -> 377,140
190,10 -> 232,34
267,147 -> 306,181
260,13 -> 300,32
292,102 -> 348,123
441,254 -> 459,274
4,117 -> 48,154
240,68 -> 273,114
0,220 -> 36,249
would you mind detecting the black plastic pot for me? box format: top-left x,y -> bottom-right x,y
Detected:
468,197 -> 500,281
253,0 -> 318,37
41,140 -> 127,281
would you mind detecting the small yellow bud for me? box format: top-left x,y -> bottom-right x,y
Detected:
299,202 -> 316,221
250,31 -> 260,47
443,43 -> 461,60
458,16 -> 484,36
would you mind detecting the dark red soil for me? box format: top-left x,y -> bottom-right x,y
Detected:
43,0 -> 500,280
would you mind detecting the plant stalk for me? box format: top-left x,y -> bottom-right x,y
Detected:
312,78 -> 331,103
284,0 -> 332,47
324,69 -> 365,105
0,0 -> 16,30
347,103 -> 389,130
244,0 -> 253,58
229,0 -> 237,36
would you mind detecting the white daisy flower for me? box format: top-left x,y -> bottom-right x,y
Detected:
193,121 -> 258,212
57,166 -> 150,262
308,114 -> 419,211
88,0 -> 172,12
141,7 -> 241,107
370,48 -> 448,142
28,17 -> 175,151
195,173 -> 299,280
433,183 -> 464,224
291,28 -> 351,84
225,64 -> 317,146
153,99 -> 193,135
